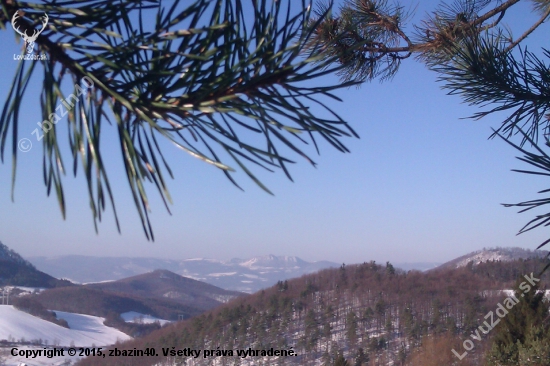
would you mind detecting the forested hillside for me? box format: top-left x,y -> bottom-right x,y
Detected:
76,258 -> 550,365
88,269 -> 242,307
0,241 -> 72,288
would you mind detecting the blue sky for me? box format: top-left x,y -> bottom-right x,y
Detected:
0,0 -> 549,265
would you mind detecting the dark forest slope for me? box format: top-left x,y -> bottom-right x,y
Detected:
0,241 -> 71,288
87,269 -> 243,309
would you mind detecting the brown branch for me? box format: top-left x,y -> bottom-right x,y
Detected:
324,0 -> 523,63
504,5 -> 550,52
481,9 -> 506,31
471,0 -> 520,27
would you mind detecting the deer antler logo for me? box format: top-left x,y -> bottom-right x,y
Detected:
11,11 -> 49,54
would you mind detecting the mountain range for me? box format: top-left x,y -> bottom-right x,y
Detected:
28,254 -> 340,293
28,248 -> 545,293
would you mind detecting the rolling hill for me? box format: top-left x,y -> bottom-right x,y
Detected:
0,305 -> 132,366
30,286 -> 200,321
87,269 -> 243,310
14,269 -> 245,338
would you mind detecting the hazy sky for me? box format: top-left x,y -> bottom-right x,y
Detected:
0,1 -> 548,265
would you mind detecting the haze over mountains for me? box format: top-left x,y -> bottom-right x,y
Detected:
28,255 -> 340,293
28,248 -> 544,293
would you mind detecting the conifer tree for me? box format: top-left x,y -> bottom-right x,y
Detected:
346,310 -> 358,346
304,308 -> 320,351
354,347 -> 369,366
485,281 -> 550,365
385,261 -> 395,275
334,350 -> 349,366
517,324 -> 550,365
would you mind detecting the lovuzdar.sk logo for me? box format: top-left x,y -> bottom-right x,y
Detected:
11,10 -> 49,60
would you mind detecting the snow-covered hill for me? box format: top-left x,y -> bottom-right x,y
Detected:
0,305 -> 131,347
435,247 -> 549,270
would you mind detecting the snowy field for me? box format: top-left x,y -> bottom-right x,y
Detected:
0,305 -> 132,366
0,305 -> 131,347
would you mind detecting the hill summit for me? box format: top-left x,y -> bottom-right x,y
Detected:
0,241 -> 71,288
0,241 -> 33,266
88,269 -> 243,309
435,246 -> 549,270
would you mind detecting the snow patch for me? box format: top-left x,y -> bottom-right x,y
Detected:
121,311 -> 171,326
208,272 -> 237,277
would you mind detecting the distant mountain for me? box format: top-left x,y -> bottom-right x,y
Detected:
0,242 -> 71,288
435,246 -> 549,270
88,269 -> 243,309
28,255 -> 339,293
393,262 -> 442,271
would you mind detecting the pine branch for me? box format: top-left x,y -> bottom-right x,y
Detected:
309,0 -> 532,81
504,4 -> 550,52
1,0 -> 359,240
